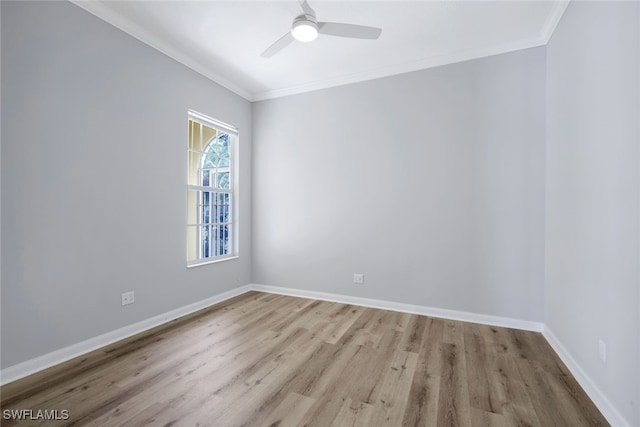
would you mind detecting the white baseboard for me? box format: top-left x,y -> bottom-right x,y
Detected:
0,283 -> 543,387
2,282 -> 629,427
0,285 -> 252,386
255,284 -> 630,425
542,327 -> 631,427
249,284 -> 544,332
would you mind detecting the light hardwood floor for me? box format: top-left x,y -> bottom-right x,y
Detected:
1,291 -> 608,426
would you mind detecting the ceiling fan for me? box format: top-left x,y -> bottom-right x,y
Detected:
261,0 -> 382,58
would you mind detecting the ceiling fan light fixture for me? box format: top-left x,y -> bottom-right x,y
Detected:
261,1 -> 382,58
291,18 -> 318,42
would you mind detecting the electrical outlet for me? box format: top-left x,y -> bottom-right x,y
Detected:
121,291 -> 135,306
598,340 -> 606,363
353,274 -> 364,284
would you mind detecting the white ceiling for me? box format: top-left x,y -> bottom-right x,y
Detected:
73,1 -> 568,101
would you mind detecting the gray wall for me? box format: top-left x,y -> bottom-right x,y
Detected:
3,2 -> 638,423
252,48 -> 546,321
545,2 -> 639,425
1,1 -> 252,368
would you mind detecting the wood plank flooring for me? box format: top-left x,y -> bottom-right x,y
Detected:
0,292 -> 609,426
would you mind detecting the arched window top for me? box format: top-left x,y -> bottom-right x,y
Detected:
202,133 -> 230,169
200,132 -> 231,189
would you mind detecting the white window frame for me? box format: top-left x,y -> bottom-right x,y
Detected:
187,110 -> 239,267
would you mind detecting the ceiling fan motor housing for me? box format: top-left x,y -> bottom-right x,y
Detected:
261,1 -> 382,57
291,14 -> 319,42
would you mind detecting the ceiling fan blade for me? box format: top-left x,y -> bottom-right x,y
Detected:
299,0 -> 315,16
318,22 -> 382,40
261,32 -> 295,58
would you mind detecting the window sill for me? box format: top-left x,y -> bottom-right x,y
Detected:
187,255 -> 239,268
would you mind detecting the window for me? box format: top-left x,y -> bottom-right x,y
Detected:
187,110 -> 238,266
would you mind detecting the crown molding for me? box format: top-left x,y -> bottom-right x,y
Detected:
253,36 -> 547,101
70,0 -> 570,103
69,0 -> 253,101
540,0 -> 570,44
